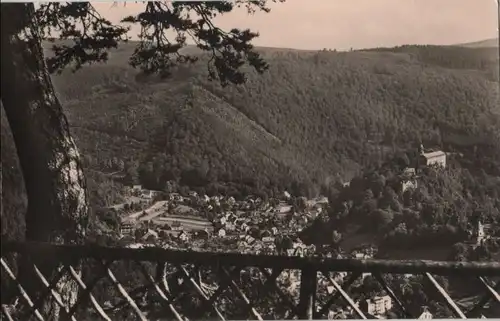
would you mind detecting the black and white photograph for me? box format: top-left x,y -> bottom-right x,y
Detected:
1,0 -> 499,320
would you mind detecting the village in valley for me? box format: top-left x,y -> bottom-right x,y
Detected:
94,144 -> 497,319
103,144 -> 493,255
106,186 -> 416,319
108,184 -> 327,256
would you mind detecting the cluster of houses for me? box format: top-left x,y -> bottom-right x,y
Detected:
113,184 -> 471,319
207,196 -> 327,255
114,188 -> 330,255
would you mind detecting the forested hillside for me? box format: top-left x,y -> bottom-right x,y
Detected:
2,43 -> 499,240
301,150 -> 500,260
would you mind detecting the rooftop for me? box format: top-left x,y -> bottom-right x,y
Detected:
422,150 -> 446,158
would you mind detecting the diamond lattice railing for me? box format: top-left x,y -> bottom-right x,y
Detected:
1,241 -> 499,320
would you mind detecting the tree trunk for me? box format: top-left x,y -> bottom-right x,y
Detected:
1,3 -> 89,319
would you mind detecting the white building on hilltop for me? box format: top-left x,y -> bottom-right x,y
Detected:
417,144 -> 446,168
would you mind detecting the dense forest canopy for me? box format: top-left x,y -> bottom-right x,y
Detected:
2,42 -> 499,241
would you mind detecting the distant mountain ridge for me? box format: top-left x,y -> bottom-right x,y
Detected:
454,37 -> 499,48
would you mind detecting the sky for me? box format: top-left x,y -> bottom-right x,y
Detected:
94,0 -> 499,51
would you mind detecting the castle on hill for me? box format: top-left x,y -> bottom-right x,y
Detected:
417,144 -> 446,168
